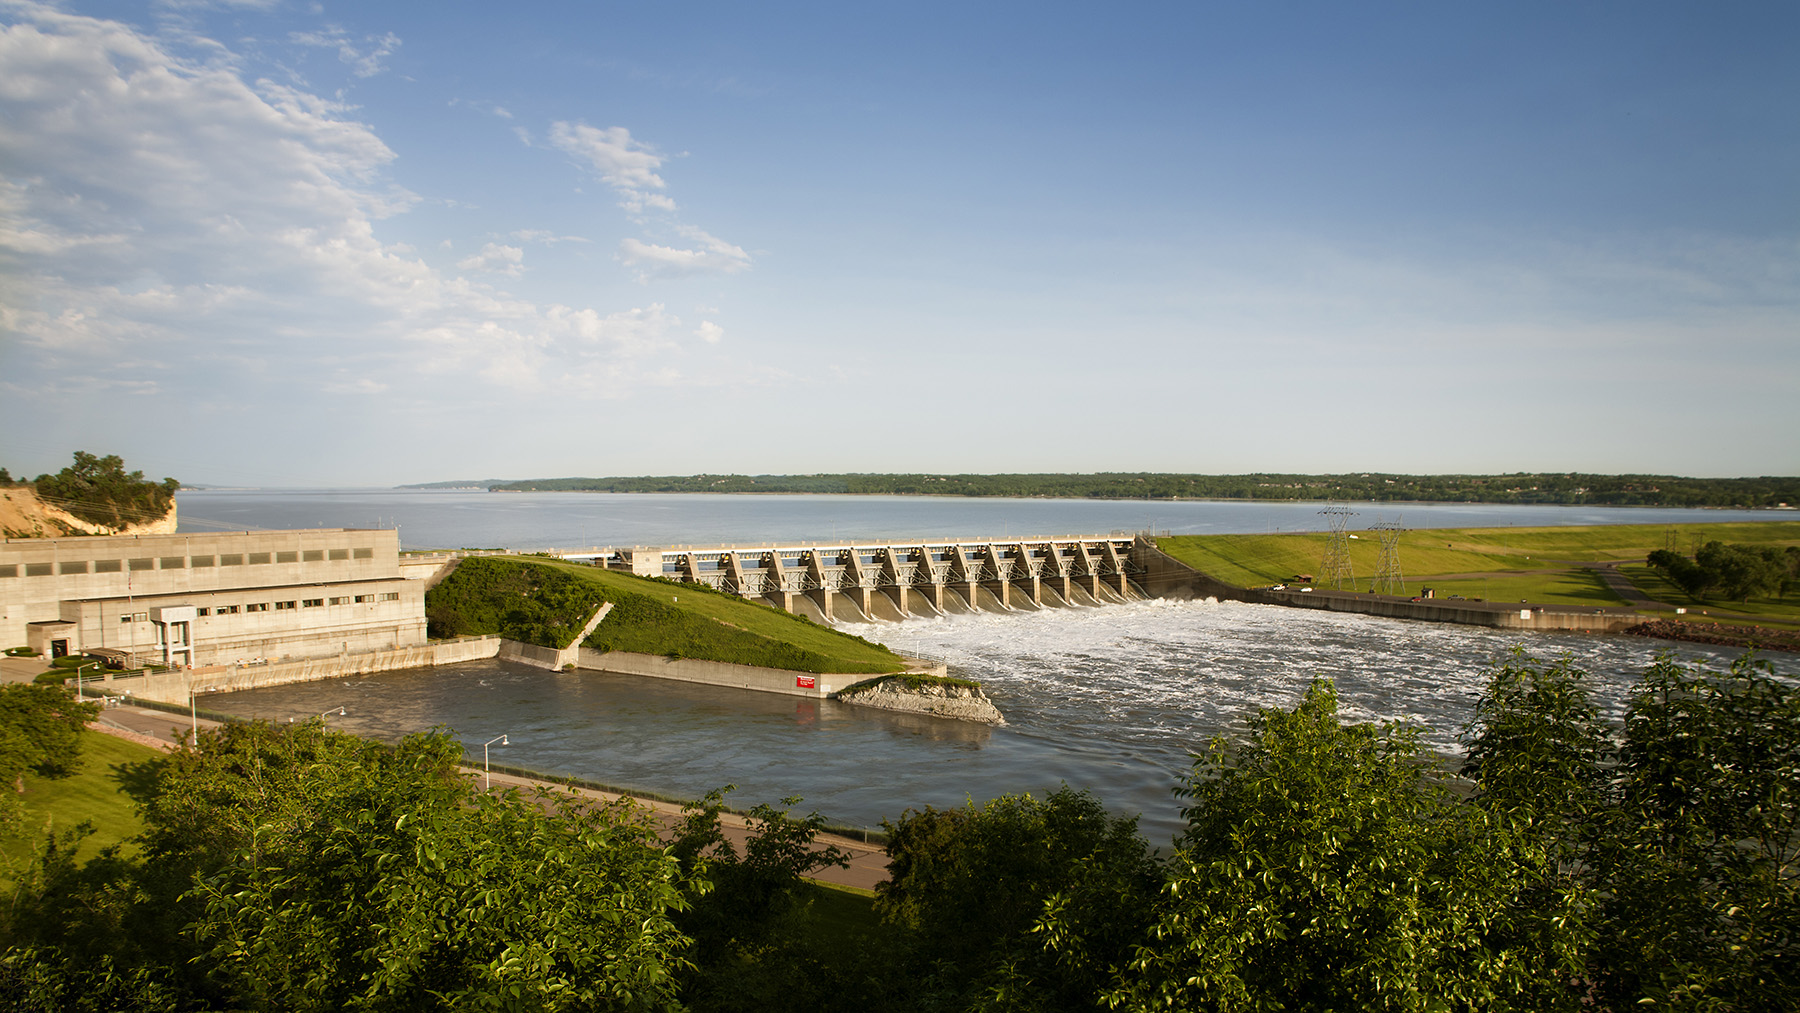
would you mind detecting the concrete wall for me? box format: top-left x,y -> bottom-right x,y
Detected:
575,649 -> 849,698
1,529 -> 400,647
104,636 -> 503,704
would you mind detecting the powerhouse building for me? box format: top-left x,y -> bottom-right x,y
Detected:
0,529 -> 426,668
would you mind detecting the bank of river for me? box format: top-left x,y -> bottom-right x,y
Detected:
206,597 -> 1798,845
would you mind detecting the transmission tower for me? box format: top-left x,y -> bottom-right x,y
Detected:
1318,501 -> 1357,590
1371,516 -> 1405,595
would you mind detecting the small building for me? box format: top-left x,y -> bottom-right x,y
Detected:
1,529 -> 425,668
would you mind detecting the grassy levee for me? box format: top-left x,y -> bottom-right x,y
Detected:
3,732 -> 159,872
1157,520 -> 1800,617
430,555 -> 906,675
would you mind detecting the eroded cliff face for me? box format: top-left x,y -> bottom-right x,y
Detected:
0,486 -> 179,538
834,677 -> 1006,725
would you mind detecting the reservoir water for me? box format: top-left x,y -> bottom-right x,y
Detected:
184,490 -> 1798,844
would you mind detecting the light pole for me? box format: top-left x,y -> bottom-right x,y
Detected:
320,707 -> 346,721
72,661 -> 99,703
483,734 -> 508,790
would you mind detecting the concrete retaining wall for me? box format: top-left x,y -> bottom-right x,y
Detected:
105,636 -> 503,704
575,648 -> 852,698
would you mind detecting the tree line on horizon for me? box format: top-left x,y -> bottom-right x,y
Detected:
2,650 -> 1796,1010
466,472 -> 1800,508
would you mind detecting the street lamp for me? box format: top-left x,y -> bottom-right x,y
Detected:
320,707 -> 346,721
72,660 -> 100,703
483,734 -> 508,791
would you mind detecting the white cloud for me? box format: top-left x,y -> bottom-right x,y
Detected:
456,242 -> 524,277
510,229 -> 588,245
544,118 -> 751,279
619,227 -> 751,280
289,27 -> 401,78
0,2 -> 720,412
694,320 -> 724,344
548,122 -> 666,190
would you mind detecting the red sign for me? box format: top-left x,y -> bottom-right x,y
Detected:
795,676 -> 816,689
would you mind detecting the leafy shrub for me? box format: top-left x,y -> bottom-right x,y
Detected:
424,556 -> 609,647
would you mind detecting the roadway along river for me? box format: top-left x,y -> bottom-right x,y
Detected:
207,597 -> 1797,847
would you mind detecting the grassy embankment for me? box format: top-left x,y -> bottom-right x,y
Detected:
1157,521 -> 1800,623
2,732 -> 159,873
428,555 -> 906,675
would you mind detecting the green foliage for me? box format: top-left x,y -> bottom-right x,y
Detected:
1108,681 -> 1581,1012
0,684 -> 99,787
1650,541 -> 1798,602
0,946 -> 192,1013
134,721 -> 693,1011
30,452 -> 178,530
486,472 -> 1800,507
879,787 -> 1158,1011
1589,653 -> 1800,1009
667,787 -> 853,1008
425,555 -> 610,645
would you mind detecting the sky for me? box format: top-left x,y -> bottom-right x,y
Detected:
1,0 -> 1796,487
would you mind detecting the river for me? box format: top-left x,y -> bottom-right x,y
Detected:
191,490 -> 1798,845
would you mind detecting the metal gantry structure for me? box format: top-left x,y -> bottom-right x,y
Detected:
1370,516 -> 1406,595
1318,502 -> 1357,590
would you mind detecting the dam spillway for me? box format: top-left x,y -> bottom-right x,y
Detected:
560,536 -> 1148,622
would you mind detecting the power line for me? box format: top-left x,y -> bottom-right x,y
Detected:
1371,516 -> 1405,595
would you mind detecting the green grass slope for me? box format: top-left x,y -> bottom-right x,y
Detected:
4,732 -> 159,870
428,556 -> 904,675
1157,521 -> 1800,615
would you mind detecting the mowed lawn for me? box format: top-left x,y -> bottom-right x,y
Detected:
534,559 -> 905,672
5,731 -> 159,870
1157,521 -> 1800,614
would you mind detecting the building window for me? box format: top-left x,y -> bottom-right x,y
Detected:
160,556 -> 185,569
275,601 -> 297,610
220,554 -> 243,566
60,561 -> 89,574
327,596 -> 349,605
328,548 -> 350,561
245,602 -> 269,613
353,548 -> 374,559
129,558 -> 154,571
120,614 -> 134,624
353,594 -> 374,603
276,551 -> 298,564
196,607 -> 211,616
0,565 -> 16,578
94,559 -> 121,572
24,563 -> 52,576
191,555 -> 214,567
247,553 -> 271,565
217,605 -> 239,615
378,592 -> 400,602
303,550 -> 324,562
302,598 -> 324,607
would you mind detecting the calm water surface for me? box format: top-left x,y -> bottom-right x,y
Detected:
176,488 -> 1784,551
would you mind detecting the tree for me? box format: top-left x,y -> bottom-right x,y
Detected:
880,786 -> 1158,1011
1106,681 -> 1580,1012
0,685 -> 99,791
135,721 -> 693,1012
1590,653 -> 1800,1009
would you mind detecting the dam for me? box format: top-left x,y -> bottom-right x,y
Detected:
401,534 -> 1648,635
575,535 -> 1147,622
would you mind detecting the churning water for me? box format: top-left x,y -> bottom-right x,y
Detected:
209,597 -> 1796,846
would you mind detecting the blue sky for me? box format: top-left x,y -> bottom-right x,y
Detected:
1,0 -> 1795,486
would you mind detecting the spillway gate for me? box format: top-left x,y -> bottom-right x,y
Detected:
563,537 -> 1147,622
